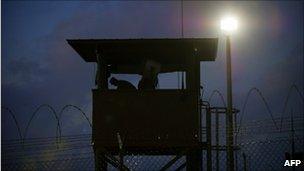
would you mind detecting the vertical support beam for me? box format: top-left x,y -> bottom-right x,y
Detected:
195,50 -> 202,171
119,153 -> 124,171
117,132 -> 124,171
242,153 -> 247,171
96,51 -> 108,90
186,49 -> 202,171
94,146 -> 108,171
215,110 -> 219,171
94,50 -> 108,170
226,36 -> 234,171
206,107 -> 212,171
186,150 -> 202,171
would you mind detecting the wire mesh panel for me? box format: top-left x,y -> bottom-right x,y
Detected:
3,135 -> 303,170
235,139 -> 304,171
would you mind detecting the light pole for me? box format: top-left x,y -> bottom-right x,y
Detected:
221,16 -> 238,171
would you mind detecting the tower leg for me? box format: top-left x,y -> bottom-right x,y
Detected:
186,150 -> 202,171
94,147 -> 108,171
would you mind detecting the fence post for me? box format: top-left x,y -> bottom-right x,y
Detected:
215,109 -> 219,171
234,109 -> 238,171
206,107 -> 212,171
242,153 -> 247,171
94,147 -> 108,171
290,110 -> 295,171
117,133 -> 124,171
186,149 -> 202,171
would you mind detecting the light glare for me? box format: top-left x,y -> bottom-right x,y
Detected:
220,16 -> 238,32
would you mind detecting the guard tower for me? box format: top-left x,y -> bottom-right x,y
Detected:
68,38 -> 219,171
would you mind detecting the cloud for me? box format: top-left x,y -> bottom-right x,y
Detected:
2,55 -> 47,88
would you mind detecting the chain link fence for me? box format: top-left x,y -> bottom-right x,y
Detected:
2,133 -> 303,170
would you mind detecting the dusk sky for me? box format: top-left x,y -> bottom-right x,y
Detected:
2,1 -> 303,140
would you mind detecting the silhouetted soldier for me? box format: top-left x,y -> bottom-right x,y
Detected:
138,60 -> 160,90
110,77 -> 137,90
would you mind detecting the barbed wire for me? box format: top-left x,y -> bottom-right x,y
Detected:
208,89 -> 227,107
237,87 -> 279,135
2,104 -> 92,145
279,84 -> 304,132
2,84 -> 303,145
23,104 -> 61,146
2,133 -> 91,143
57,104 -> 92,142
3,116 -> 302,149
1,106 -> 23,140
58,105 -> 92,128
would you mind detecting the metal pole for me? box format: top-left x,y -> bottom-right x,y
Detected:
96,51 -> 108,90
206,107 -> 212,171
226,35 -> 234,171
234,111 -> 238,171
216,110 -> 219,171
181,0 -> 185,90
117,133 -> 124,171
291,110 -> 295,171
242,153 -> 247,171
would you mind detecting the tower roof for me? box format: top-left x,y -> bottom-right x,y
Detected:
67,38 -> 218,73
